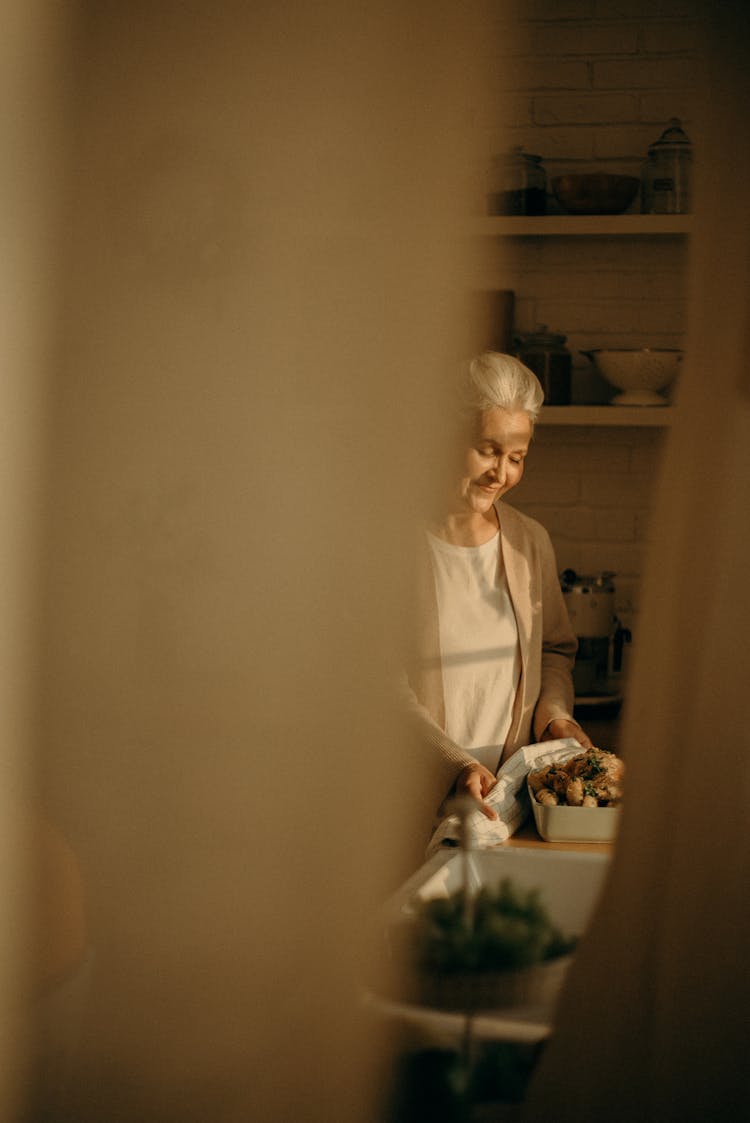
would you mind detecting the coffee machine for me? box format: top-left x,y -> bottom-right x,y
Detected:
560,569 -> 631,700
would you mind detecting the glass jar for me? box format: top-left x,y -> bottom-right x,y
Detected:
514,325 -> 572,404
641,117 -> 692,214
488,147 -> 547,216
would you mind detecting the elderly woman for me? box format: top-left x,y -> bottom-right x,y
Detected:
405,350 -> 592,824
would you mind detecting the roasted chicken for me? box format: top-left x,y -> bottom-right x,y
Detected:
529,747 -> 624,807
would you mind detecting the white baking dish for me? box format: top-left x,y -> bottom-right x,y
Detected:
527,780 -> 621,843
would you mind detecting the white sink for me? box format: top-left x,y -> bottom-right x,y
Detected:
372,846 -> 612,1043
394,846 -> 611,936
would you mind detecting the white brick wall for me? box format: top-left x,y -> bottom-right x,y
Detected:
478,234 -> 687,393
480,0 -> 701,647
495,2 -> 701,181
505,425 -> 666,630
533,24 -> 640,54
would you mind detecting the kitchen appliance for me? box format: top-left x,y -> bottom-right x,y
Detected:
514,325 -> 572,404
560,569 -> 631,701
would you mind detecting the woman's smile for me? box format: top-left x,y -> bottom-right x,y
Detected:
458,408 -> 532,515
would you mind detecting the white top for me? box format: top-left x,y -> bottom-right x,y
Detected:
427,530 -> 521,773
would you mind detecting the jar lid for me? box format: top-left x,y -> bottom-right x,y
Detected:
516,323 -> 568,348
561,568 -> 616,592
492,145 -> 544,167
648,117 -> 692,153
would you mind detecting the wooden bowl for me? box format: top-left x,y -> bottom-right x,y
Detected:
552,174 -> 640,215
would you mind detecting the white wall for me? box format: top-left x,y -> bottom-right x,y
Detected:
479,0 -> 703,637
494,0 -> 700,177
484,0 -> 699,354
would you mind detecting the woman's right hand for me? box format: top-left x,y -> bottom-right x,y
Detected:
455,762 -> 499,821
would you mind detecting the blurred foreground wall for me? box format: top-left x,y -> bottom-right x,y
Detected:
0,2 -> 69,1118
16,2 -> 493,1121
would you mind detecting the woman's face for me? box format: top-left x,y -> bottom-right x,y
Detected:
458,408 -> 533,515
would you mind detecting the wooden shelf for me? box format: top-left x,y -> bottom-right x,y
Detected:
539,405 -> 674,427
474,214 -> 692,237
472,215 -> 684,429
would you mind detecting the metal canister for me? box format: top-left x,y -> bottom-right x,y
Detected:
641,117 -> 692,215
514,326 -> 572,405
488,147 -> 547,216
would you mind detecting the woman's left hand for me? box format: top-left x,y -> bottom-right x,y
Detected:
541,718 -> 594,749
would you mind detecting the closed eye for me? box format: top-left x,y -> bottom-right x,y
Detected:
476,445 -> 526,464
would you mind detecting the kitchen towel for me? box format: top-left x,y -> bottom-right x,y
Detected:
425,738 -> 583,857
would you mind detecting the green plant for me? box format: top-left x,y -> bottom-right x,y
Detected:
413,878 -> 576,974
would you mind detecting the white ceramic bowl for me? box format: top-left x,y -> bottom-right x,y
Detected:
583,348 -> 682,406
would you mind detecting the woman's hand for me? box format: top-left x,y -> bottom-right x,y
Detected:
455,762 -> 499,821
541,718 -> 594,749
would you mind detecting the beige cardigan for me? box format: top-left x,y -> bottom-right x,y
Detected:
403,500 -> 578,815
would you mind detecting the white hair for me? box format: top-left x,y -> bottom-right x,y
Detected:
460,351 -> 544,424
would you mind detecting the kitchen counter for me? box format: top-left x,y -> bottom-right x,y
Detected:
504,818 -> 612,855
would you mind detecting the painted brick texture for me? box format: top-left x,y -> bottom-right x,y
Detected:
496,0 -> 700,181
482,0 -> 702,638
506,426 -> 665,628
